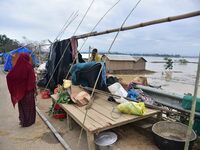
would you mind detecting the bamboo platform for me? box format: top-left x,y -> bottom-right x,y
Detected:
51,86 -> 160,150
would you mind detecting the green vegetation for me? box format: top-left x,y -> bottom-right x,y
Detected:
164,57 -> 173,70
179,58 -> 188,64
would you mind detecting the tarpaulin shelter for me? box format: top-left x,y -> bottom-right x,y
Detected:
4,47 -> 39,71
3,53 -> 8,63
0,53 -> 3,64
0,53 -> 9,63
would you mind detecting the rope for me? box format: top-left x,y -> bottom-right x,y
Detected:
55,11 -> 79,41
77,63 -> 103,150
78,0 -> 121,51
107,0 -> 142,53
44,0 -> 94,89
30,11 -> 79,58
44,13 -> 79,89
73,0 -> 95,36
77,1 -> 143,147
65,0 -> 121,79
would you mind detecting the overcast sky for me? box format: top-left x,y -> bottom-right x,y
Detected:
0,0 -> 200,56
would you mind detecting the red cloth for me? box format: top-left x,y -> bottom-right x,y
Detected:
70,37 -> 78,60
6,53 -> 36,107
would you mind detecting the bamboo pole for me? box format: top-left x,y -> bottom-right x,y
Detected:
184,53 -> 200,150
75,10 -> 200,39
36,106 -> 71,150
136,84 -> 183,99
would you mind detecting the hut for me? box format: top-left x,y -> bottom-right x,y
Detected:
104,54 -> 146,74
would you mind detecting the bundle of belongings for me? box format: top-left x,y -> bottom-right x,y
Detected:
70,62 -> 107,90
107,80 -> 154,116
36,38 -> 150,116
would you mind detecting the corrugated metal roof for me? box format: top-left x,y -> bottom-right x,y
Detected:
105,54 -> 145,62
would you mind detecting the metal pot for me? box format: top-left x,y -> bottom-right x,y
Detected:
152,121 -> 197,150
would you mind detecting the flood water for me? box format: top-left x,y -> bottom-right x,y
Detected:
143,56 -> 199,86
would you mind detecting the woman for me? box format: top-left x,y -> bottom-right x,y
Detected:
6,53 -> 36,127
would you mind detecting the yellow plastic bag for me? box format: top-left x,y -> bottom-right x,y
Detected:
117,102 -> 145,116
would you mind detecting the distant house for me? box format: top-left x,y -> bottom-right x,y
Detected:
103,54 -> 147,73
81,53 -> 90,61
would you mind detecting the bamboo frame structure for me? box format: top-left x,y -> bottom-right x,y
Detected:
74,10 -> 200,150
75,10 -> 200,39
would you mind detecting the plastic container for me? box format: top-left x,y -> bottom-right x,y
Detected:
54,104 -> 61,110
95,131 -> 117,150
41,89 -> 50,99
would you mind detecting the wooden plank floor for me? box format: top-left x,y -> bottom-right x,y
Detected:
51,87 -> 159,133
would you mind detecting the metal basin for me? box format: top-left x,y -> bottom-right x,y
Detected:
152,121 -> 197,150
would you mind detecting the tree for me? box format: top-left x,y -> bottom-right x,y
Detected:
0,34 -> 21,53
164,57 -> 173,70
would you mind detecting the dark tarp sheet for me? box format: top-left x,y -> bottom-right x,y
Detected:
70,62 -> 107,90
37,39 -> 84,91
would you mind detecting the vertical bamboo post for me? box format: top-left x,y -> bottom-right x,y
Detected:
88,46 -> 91,62
184,53 -> 200,150
38,45 -> 41,64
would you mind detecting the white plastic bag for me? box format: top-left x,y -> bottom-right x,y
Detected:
108,82 -> 128,103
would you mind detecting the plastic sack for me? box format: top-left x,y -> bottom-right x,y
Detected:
182,95 -> 200,112
108,82 -> 128,103
117,102 -> 145,115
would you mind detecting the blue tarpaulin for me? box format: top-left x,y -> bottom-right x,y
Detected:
4,47 -> 39,71
70,62 -> 107,88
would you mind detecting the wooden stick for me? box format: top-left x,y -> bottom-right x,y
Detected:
36,107 -> 71,150
184,54 -> 200,150
75,10 -> 200,39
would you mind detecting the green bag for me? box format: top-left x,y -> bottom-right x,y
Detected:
181,95 -> 200,112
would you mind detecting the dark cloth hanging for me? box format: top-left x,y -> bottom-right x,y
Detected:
37,38 -> 85,91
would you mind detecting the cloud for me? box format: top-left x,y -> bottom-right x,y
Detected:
0,0 -> 200,56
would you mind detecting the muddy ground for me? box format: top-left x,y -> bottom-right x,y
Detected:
0,65 -> 199,150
